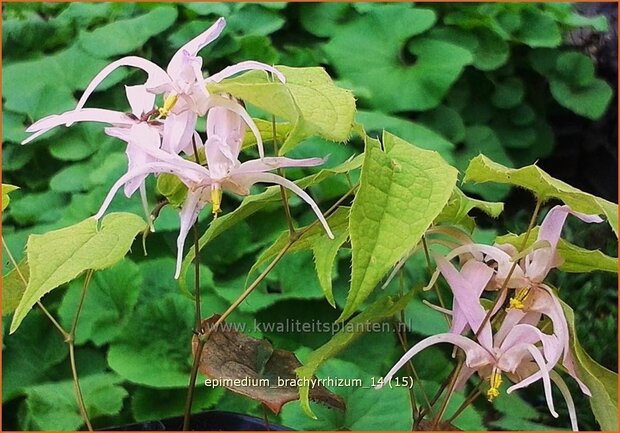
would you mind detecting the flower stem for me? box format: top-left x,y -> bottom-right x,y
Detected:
474,197 -> 542,339
2,237 -> 68,338
182,181 -> 357,430
68,270 -> 95,431
182,220 -> 204,430
182,337 -> 206,431
445,385 -> 482,425
271,113 -> 296,237
421,235 -> 450,325
430,359 -> 464,429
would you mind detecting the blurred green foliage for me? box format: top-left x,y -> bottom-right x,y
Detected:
2,2 -> 616,431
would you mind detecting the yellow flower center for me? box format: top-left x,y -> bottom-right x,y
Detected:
158,94 -> 179,118
487,370 -> 502,402
507,287 -> 530,311
211,188 -> 222,215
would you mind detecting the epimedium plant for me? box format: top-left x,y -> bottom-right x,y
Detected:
2,3 -> 617,432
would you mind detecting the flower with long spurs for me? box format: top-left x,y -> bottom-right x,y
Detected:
493,205 -> 602,395
377,317 -> 584,430
69,17 -> 285,156
21,85 -> 200,229
94,104 -> 334,278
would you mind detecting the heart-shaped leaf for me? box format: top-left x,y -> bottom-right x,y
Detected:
10,213 -> 146,333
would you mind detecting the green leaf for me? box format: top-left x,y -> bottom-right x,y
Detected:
249,207 -> 350,307
20,373 -> 127,430
207,66 -> 356,154
296,291 -> 414,418
490,381 -> 557,430
50,163 -> 92,193
491,77 -> 525,109
464,155 -> 618,236
10,213 -> 146,333
9,191 -> 67,225
299,3 -> 354,38
107,293 -> 194,388
496,228 -> 617,274
178,156 -> 362,294
131,386 -> 225,422
78,6 -> 178,58
229,34 -> 279,65
324,6 -> 473,112
417,104 -> 466,144
283,358 -> 412,430
473,28 -> 510,71
48,124 -> 111,161
3,43 -> 126,119
514,9 -> 561,47
156,173 -> 188,208
57,260 -> 142,346
549,78 -> 613,121
555,52 -> 596,87
227,4 -> 285,36
342,131 -> 457,320
435,187 -> 504,232
2,111 -> 28,143
3,312 -> 66,402
2,183 -> 19,211
2,260 -> 28,316
356,110 -> 455,163
561,301 -> 618,430
457,126 -> 512,201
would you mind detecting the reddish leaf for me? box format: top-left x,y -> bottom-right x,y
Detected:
192,316 -> 345,414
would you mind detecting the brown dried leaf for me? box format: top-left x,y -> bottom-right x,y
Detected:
192,316 -> 345,414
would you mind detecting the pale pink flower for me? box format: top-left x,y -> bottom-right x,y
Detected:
69,17 -> 285,156
377,320 -> 584,429
96,105 -> 334,278
21,85 -> 198,229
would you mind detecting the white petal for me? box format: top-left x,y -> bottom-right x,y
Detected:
167,17 -> 226,78
234,172 -> 333,239
175,189 -> 207,279
207,60 -> 286,84
125,85 -> 156,116
74,56 -> 169,118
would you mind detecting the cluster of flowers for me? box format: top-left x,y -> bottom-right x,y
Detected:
379,205 -> 602,431
21,18 -> 333,278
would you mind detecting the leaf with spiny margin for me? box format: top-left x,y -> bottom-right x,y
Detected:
496,228 -> 617,274
249,207 -> 350,307
206,66 -> 356,154
561,301 -> 618,430
2,184 -> 19,211
296,291 -> 414,418
2,260 -> 29,316
178,156 -> 362,295
19,373 -> 127,430
342,131 -> 457,321
464,155 -> 618,236
435,187 -> 504,232
78,6 -> 178,58
10,213 -> 146,333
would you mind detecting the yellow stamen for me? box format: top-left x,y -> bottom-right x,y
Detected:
158,94 -> 179,118
487,370 -> 502,402
507,287 -> 530,311
211,188 -> 222,215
